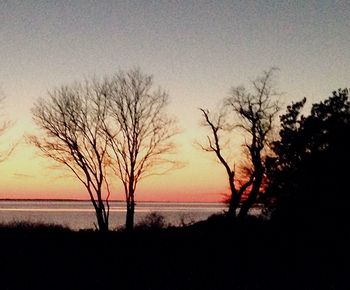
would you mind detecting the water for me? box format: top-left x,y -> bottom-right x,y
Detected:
0,200 -> 226,230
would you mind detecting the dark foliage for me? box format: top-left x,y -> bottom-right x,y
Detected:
0,217 -> 349,290
134,212 -> 168,231
0,221 -> 70,232
266,89 -> 350,231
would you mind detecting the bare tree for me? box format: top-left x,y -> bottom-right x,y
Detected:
200,68 -> 280,218
104,69 -> 177,231
199,108 -> 253,218
30,81 -> 111,232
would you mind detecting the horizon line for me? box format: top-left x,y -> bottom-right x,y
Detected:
0,198 -> 225,203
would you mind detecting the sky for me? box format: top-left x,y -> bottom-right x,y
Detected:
0,0 -> 349,201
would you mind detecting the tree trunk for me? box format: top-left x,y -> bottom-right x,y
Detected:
95,207 -> 109,232
227,172 -> 238,218
125,196 -> 135,232
228,193 -> 238,218
238,171 -> 263,219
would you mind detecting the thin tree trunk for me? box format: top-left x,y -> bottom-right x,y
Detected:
227,172 -> 238,218
238,171 -> 263,218
125,195 -> 135,232
95,207 -> 109,232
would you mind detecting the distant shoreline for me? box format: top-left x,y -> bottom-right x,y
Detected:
0,198 -> 121,202
0,198 -> 222,203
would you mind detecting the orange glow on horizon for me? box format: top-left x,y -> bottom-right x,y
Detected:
0,135 -> 232,202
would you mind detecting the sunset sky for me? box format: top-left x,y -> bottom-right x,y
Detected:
0,1 -> 349,201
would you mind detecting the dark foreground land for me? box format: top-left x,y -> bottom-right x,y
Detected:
0,215 -> 349,290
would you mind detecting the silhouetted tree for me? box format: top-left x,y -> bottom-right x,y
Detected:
30,81 -> 111,232
200,69 -> 280,218
267,89 -> 350,230
104,69 -> 177,231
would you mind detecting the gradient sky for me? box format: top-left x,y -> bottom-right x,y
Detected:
0,0 -> 349,201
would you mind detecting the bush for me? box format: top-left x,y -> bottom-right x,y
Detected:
135,212 -> 167,230
0,221 -> 70,232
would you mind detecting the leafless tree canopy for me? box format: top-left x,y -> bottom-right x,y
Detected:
30,82 -> 111,231
105,69 -> 178,231
226,69 -> 280,153
200,68 -> 280,218
30,69 -> 177,231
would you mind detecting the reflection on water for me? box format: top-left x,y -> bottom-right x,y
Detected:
0,201 -> 226,230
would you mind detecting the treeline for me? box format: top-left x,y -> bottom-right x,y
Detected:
1,68 -> 349,233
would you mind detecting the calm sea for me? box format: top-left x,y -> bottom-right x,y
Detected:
0,200 -> 226,230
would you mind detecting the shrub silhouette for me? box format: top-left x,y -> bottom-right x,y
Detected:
135,212 -> 167,230
0,221 -> 70,232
